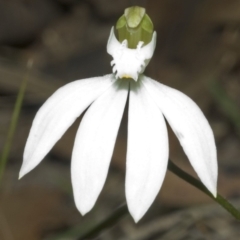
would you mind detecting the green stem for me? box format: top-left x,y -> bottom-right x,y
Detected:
0,60 -> 32,184
168,160 -> 240,220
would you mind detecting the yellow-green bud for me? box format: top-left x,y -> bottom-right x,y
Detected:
116,6 -> 154,49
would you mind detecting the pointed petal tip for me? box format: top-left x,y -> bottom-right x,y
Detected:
18,173 -> 23,180
127,202 -> 146,223
129,208 -> 144,223
210,186 -> 217,198
18,168 -> 26,180
19,161 -> 31,179
74,195 -> 96,216
213,191 -> 217,198
206,171 -> 218,196
75,203 -> 92,216
79,209 -> 88,216
205,180 -> 217,198
132,215 -> 141,223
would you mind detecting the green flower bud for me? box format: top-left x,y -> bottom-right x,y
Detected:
116,6 -> 154,49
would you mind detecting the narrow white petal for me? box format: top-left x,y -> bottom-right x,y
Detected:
142,76 -> 218,196
126,80 -> 168,223
20,74 -> 116,178
71,80 -> 128,215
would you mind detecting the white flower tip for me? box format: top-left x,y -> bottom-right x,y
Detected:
127,197 -> 150,223
128,206 -> 145,223
75,201 -> 94,216
18,172 -> 24,180
207,182 -> 217,198
212,189 -> 217,198
132,214 -> 143,223
79,208 -> 89,216
201,173 -> 217,198
18,165 -> 28,180
203,165 -> 218,198
19,157 -> 35,180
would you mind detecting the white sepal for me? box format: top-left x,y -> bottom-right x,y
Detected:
126,80 -> 169,222
20,74 -> 116,178
142,76 -> 218,197
71,80 -> 128,215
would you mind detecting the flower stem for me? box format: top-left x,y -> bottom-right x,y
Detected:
168,160 -> 240,220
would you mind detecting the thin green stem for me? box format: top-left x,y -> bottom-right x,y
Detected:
168,160 -> 240,220
0,60 -> 32,184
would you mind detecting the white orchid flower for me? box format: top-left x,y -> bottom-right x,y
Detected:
19,6 -> 218,222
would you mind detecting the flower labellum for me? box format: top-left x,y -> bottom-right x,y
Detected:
19,6 -> 218,223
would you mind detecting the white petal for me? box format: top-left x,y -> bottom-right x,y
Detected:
71,80 -> 128,215
142,76 -> 218,196
20,74 -> 116,178
126,80 -> 168,223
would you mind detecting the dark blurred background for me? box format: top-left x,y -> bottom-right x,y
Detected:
0,0 -> 240,239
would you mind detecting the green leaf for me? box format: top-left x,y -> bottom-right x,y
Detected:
0,60 -> 32,184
